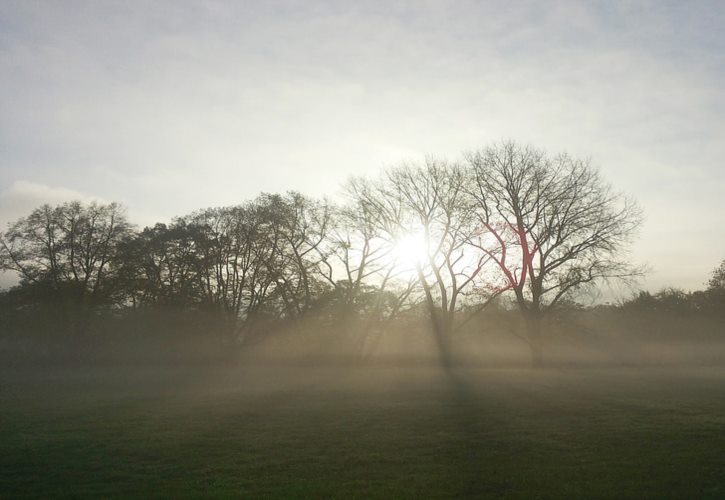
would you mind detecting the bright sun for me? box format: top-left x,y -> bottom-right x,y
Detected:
390,231 -> 429,275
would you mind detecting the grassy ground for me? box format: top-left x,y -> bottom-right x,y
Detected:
1,362 -> 724,499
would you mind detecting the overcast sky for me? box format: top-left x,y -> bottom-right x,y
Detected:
1,0 -> 724,292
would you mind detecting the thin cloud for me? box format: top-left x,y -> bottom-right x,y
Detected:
0,180 -> 106,228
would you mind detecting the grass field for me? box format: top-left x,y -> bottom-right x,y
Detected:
1,362 -> 724,498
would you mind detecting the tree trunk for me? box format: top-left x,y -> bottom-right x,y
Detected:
430,309 -> 453,372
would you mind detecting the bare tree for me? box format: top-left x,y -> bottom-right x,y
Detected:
349,159 -> 497,369
317,198 -> 418,356
255,192 -> 331,321
465,141 -> 643,365
183,206 -> 261,328
116,222 -> 198,308
0,201 -> 133,332
173,202 -> 288,341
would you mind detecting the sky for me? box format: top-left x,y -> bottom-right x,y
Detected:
1,0 -> 724,293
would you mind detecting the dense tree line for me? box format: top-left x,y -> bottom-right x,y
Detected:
620,282 -> 725,316
9,142 -> 717,366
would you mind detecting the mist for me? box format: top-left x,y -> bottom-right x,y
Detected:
2,158 -> 724,496
2,1 -> 725,497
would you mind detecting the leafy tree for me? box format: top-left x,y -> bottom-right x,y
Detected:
707,259 -> 725,291
116,222 -> 198,308
703,259 -> 725,315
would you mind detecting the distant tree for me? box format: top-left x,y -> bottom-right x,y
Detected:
703,259 -> 725,314
707,259 -> 725,291
317,200 -> 394,310
465,142 -> 643,365
123,193 -> 334,342
0,201 -> 133,333
256,192 -> 332,320
175,203 -> 281,340
631,288 -> 695,313
317,198 -> 418,356
116,222 -> 198,308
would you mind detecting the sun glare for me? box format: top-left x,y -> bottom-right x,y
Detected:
391,231 -> 428,274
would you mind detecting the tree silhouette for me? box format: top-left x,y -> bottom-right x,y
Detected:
465,142 -> 643,365
348,159 -> 499,368
0,201 -> 132,334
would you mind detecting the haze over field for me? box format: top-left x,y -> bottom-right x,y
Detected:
2,3 -> 725,499
2,1 -> 725,292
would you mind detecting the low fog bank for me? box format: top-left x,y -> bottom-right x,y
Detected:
2,170 -> 723,372
1,304 -> 723,370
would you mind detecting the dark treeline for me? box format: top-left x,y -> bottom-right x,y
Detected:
1,142 -> 723,366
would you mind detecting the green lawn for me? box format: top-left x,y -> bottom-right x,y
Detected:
1,363 -> 724,498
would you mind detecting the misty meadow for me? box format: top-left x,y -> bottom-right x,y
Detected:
2,1 -> 725,499
2,142 -> 725,498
